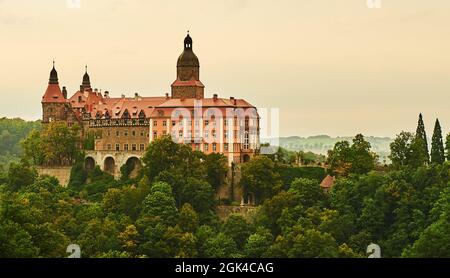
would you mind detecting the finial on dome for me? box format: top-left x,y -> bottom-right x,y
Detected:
49,60 -> 59,85
184,32 -> 193,50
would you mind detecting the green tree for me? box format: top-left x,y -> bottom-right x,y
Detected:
327,141 -> 352,175
181,177 -> 215,214
405,215 -> 450,258
21,129 -> 44,165
415,113 -> 430,163
141,182 -> 178,226
430,119 -> 445,164
350,134 -> 377,174
203,232 -> 239,258
243,227 -> 273,258
289,178 -> 327,208
205,153 -> 228,191
178,203 -> 199,233
0,219 -> 39,258
223,214 -> 254,247
389,131 -> 429,168
142,136 -> 186,181
7,160 -> 37,191
240,156 -> 282,204
327,134 -> 376,176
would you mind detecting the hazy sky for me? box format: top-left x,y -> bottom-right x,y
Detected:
1,0 -> 449,137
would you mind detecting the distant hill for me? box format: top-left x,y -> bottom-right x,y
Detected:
262,135 -> 393,163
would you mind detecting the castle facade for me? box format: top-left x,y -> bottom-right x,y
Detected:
41,34 -> 260,177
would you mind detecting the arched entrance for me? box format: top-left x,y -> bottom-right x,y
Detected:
85,157 -> 96,171
124,157 -> 142,179
104,157 -> 116,175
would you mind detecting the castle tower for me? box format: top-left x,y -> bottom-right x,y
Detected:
80,66 -> 92,92
42,61 -> 68,123
171,32 -> 205,99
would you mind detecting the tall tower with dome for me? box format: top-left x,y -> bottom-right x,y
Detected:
171,32 -> 205,99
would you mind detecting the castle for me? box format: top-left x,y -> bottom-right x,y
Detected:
41,33 -> 260,177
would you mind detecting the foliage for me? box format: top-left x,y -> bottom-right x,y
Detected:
389,132 -> 429,168
240,156 -> 282,204
430,119 -> 445,164
21,121 -> 81,166
327,134 -> 378,176
0,118 -> 41,166
415,113 -> 430,163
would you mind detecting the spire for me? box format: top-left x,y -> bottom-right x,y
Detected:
82,65 -> 91,90
49,60 -> 59,84
184,31 -> 193,50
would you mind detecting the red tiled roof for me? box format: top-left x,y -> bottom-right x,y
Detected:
88,96 -> 167,119
157,98 -> 255,108
320,175 -> 336,189
42,84 -> 67,103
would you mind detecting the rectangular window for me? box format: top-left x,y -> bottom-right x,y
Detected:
124,144 -> 129,151
153,131 -> 157,139
212,130 -> 217,139
224,131 -> 228,139
140,144 -> 145,151
204,143 -> 209,151
132,130 -> 136,136
163,120 -> 167,127
115,144 -> 120,151
204,130 -> 209,138
195,144 -> 200,151
179,131 -> 183,138
140,131 -> 145,136
124,130 -> 128,136
224,119 -> 228,126
132,144 -> 137,151
153,121 -> 157,127
204,120 -> 209,126
172,121 -> 176,126
116,131 -> 120,136
107,131 -> 111,136
212,143 -> 217,152
224,143 -> 229,151
107,144 -> 112,150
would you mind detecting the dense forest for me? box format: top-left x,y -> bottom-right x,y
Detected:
1,115 -> 450,258
0,118 -> 41,167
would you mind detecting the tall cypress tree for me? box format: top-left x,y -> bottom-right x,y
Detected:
415,113 -> 429,162
430,119 -> 445,164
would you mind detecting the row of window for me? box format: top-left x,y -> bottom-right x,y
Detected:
152,119 -> 257,127
195,143 -> 228,152
106,130 -> 148,137
106,144 -> 146,151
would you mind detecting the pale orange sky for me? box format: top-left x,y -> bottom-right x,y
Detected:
1,0 -> 449,137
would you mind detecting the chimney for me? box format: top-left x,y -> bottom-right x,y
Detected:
134,93 -> 139,100
213,94 -> 218,101
62,86 -> 67,99
121,94 -> 125,98
104,91 -> 109,98
165,93 -> 170,99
